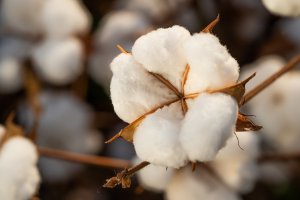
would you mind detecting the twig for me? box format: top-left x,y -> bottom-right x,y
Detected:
259,152 -> 300,162
38,146 -> 130,169
241,54 -> 300,105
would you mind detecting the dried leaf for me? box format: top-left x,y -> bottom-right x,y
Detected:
103,176 -> 121,188
236,112 -> 262,132
121,176 -> 132,188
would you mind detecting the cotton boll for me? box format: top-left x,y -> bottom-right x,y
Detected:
110,53 -> 177,123
41,0 -> 91,38
0,137 -> 40,200
135,158 -> 175,192
132,25 -> 190,89
262,0 -> 300,17
210,133 -> 260,193
1,0 -> 44,35
0,58 -> 23,93
166,168 -> 240,200
32,37 -> 84,85
180,93 -> 238,162
183,33 -> 239,94
0,125 -> 5,138
133,103 -> 187,168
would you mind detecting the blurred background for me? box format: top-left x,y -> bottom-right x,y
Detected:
0,0 -> 300,199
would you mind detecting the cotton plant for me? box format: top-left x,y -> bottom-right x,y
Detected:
262,0 -> 300,17
0,117 -> 40,200
19,90 -> 103,182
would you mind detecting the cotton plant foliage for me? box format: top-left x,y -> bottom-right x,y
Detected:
110,25 -> 243,168
262,0 -> 300,17
0,125 -> 40,200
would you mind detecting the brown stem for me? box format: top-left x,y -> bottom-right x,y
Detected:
242,54 -> 300,105
259,152 -> 300,162
202,14 -> 220,33
38,146 -> 130,169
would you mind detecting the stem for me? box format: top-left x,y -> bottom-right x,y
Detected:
125,161 -> 150,176
242,54 -> 300,105
259,152 -> 300,162
38,146 -> 130,169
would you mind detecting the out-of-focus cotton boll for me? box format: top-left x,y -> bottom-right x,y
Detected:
166,168 -> 240,200
0,58 -> 23,93
0,0 -> 44,35
32,37 -> 84,85
19,91 -> 103,182
88,11 -> 151,92
135,158 -> 175,192
262,0 -> 300,17
259,162 -> 290,184
0,134 -> 40,200
210,132 -> 260,193
41,0 -> 90,38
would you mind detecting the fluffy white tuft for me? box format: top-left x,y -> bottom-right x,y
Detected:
262,0 -> 300,17
133,103 -> 187,168
110,53 -> 177,123
183,33 -> 239,94
132,25 -> 190,89
166,168 -> 240,200
41,0 -> 91,38
180,93 -> 238,162
0,136 -> 40,200
32,37 -> 84,85
0,58 -> 23,93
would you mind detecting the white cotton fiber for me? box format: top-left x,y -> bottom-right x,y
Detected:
180,93 -> 238,162
41,0 -> 91,38
210,132 -> 260,193
133,103 -> 187,168
1,0 -> 44,35
0,58 -> 23,93
110,53 -> 177,123
132,25 -> 190,89
32,37 -> 84,85
135,158 -> 175,192
166,168 -> 240,200
0,137 -> 40,200
262,0 -> 300,17
183,33 -> 239,94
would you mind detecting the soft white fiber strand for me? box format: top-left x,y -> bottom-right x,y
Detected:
41,0 -> 91,38
180,93 -> 238,162
132,25 -> 190,89
262,0 -> 300,17
110,53 -> 177,123
32,37 -> 84,85
133,103 -> 187,168
183,33 -> 239,94
0,135 -> 40,200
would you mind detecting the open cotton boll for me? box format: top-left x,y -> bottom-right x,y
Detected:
210,133 -> 260,193
166,168 -> 240,200
41,0 -> 90,38
32,37 -> 84,85
19,90 -> 103,182
0,137 -> 40,200
0,0 -> 44,35
180,93 -> 238,162
110,53 -> 177,123
135,158 -> 175,192
183,33 -> 239,94
132,25 -> 190,89
0,58 -> 23,93
133,103 -> 187,168
262,0 -> 300,17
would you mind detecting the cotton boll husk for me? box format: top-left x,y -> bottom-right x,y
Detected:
134,157 -> 175,192
32,37 -> 84,85
41,0 -> 91,38
132,25 -> 191,89
0,137 -> 40,200
210,132 -> 260,193
19,91 -> 103,182
0,0 -> 44,35
180,93 -> 238,162
110,53 -> 177,123
133,103 -> 187,168
183,33 -> 239,94
0,58 -> 23,93
166,168 -> 241,200
262,0 -> 300,17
